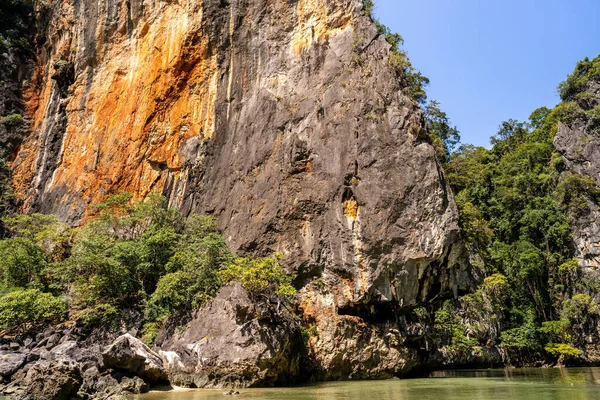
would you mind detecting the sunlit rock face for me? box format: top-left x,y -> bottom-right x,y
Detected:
13,0 -> 219,221
12,0 -> 470,379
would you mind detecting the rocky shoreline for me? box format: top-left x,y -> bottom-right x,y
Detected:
3,282 -> 594,400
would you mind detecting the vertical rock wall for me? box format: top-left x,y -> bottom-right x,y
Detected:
10,0 -> 470,379
555,80 -> 600,268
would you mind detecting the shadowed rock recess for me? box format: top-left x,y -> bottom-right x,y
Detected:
7,0 -> 471,389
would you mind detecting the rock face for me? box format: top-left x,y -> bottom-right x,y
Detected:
9,0 -> 470,383
0,327 -> 159,399
159,282 -> 304,388
13,360 -> 83,400
554,80 -> 600,268
0,352 -> 27,378
102,334 -> 168,384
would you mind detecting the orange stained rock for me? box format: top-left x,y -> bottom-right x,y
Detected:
343,198 -> 359,221
13,1 -> 219,217
291,0 -> 354,56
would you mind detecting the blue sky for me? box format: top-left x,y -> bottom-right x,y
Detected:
373,0 -> 600,147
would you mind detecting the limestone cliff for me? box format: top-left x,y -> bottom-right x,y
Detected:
554,78 -> 600,268
8,0 -> 469,382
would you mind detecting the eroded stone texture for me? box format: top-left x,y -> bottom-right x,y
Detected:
159,282 -> 304,388
12,0 -> 470,381
102,334 -> 168,384
554,81 -> 600,268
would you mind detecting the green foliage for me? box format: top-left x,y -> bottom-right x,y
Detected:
0,189 -> 300,339
0,289 -> 66,334
2,213 -> 72,261
63,193 -> 183,307
539,319 -> 571,344
446,55 -> 600,362
575,92 -> 597,110
552,102 -> 585,125
588,104 -> 600,132
555,173 -> 600,218
1,113 -> 24,128
0,238 -> 48,293
219,255 -> 296,299
0,158 -> 17,235
490,119 -> 530,156
545,343 -> 582,361
144,215 -> 234,324
557,55 -> 600,101
388,51 -> 429,105
362,0 -> 375,15
0,0 -> 33,54
75,303 -> 117,327
425,100 -> 461,162
499,308 -> 541,350
434,301 -> 478,354
362,0 -> 429,105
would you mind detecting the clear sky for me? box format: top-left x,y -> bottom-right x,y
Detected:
372,0 -> 600,147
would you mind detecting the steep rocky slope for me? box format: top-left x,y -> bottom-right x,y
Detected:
3,0 -> 470,387
554,78 -> 600,268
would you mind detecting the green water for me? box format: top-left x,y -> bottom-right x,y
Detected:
132,368 -> 600,400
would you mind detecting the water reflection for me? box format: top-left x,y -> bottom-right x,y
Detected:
133,368 -> 600,400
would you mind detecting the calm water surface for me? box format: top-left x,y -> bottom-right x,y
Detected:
132,368 -> 600,400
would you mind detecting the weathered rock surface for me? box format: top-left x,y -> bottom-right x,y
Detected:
102,334 -> 167,384
159,282 -> 304,388
13,360 -> 82,400
0,325 -> 161,399
0,352 -> 27,378
8,0 -> 470,385
554,80 -> 600,268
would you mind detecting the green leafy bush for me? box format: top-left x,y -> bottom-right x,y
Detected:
362,0 -> 375,15
219,255 -> 296,299
0,159 -> 16,229
499,309 -> 541,350
144,216 -> 233,322
0,238 -> 48,292
555,173 -> 600,217
0,289 -> 66,334
539,319 -> 571,343
434,301 -> 478,354
425,100 -> 461,162
557,56 -> 600,101
1,113 -> 24,127
552,102 -> 585,125
63,193 -> 183,307
75,303 -> 117,328
545,343 -> 582,361
2,213 -> 72,261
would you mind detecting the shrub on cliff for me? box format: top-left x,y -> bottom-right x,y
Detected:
144,216 -> 233,328
0,0 -> 34,54
219,255 -> 296,300
0,238 -> 48,293
0,113 -> 24,127
0,158 -> 16,237
2,213 -> 72,261
0,191 -> 298,342
0,288 -> 67,334
555,173 -> 600,218
434,301 -> 478,354
63,194 -> 182,307
424,100 -> 461,163
362,0 -> 429,105
558,55 -> 600,101
545,343 -> 582,364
